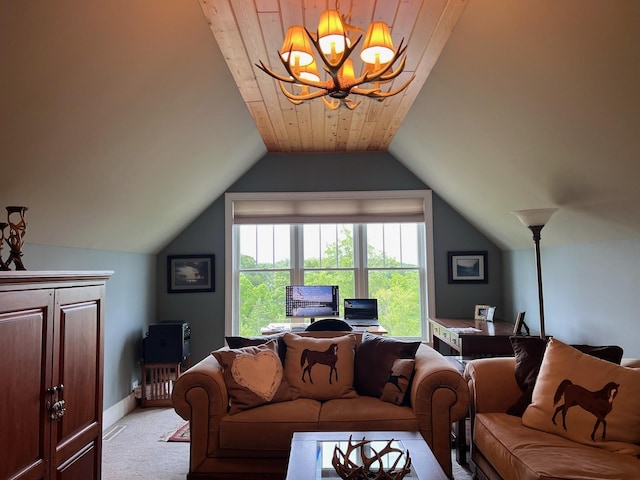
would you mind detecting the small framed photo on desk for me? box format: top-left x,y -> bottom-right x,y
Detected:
474,304 -> 495,320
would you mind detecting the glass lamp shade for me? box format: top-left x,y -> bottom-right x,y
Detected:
317,9 -> 350,56
512,208 -> 558,227
360,21 -> 394,65
280,25 -> 314,67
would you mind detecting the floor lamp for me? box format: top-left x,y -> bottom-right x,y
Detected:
512,208 -> 558,339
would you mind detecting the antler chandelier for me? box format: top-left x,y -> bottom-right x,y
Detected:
256,2 -> 415,110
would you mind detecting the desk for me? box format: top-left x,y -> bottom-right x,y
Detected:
429,318 -> 514,357
261,323 -> 388,336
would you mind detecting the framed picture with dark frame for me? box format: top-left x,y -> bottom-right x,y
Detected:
448,251 -> 488,284
167,254 -> 215,293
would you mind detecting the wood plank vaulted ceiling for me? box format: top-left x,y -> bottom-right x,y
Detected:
200,0 -> 468,152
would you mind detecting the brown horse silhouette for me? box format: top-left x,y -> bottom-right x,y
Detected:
301,343 -> 338,384
551,379 -> 619,441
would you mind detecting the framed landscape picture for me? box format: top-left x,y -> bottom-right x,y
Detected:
167,254 -> 215,293
448,251 -> 488,284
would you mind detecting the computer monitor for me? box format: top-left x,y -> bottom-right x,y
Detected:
344,298 -> 378,322
285,285 -> 339,320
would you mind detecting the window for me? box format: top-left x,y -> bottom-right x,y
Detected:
226,191 -> 435,339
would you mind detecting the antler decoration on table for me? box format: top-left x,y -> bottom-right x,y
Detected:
331,435 -> 412,480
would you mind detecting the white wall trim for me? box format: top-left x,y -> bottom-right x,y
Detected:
102,393 -> 137,431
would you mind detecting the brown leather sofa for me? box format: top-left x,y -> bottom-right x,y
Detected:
172,331 -> 469,480
464,357 -> 640,480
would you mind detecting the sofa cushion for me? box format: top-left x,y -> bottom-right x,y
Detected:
522,338 -> 640,455
219,398 -> 321,452
319,396 -> 419,432
283,332 -> 357,400
380,358 -> 415,405
212,339 -> 295,414
475,412 -> 640,480
354,331 -> 421,398
508,336 -> 623,416
225,333 -> 286,362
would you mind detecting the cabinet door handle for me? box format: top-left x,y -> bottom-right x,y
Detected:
49,400 -> 66,420
46,384 -> 66,420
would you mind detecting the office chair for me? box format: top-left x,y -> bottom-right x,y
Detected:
304,318 -> 353,332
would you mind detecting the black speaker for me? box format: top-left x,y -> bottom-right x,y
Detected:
143,322 -> 190,363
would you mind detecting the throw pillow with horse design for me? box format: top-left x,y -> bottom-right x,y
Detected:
522,338 -> 640,457
283,333 -> 358,401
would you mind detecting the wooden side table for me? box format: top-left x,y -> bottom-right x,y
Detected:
141,362 -> 182,407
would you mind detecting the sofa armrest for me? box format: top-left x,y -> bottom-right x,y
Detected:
622,358 -> 640,368
410,344 -> 469,478
172,354 -> 229,469
463,357 -> 520,415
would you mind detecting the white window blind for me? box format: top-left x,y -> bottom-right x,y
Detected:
228,191 -> 428,224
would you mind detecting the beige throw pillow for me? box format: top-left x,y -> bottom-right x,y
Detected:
212,339 -> 295,414
522,338 -> 640,455
283,332 -> 357,401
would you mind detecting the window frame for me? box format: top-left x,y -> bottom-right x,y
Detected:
225,190 -> 435,339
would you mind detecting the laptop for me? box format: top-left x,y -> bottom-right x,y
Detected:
344,299 -> 379,327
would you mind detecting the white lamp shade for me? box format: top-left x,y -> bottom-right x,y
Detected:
280,26 -> 315,67
317,9 -> 350,56
512,208 -> 558,227
360,21 -> 394,65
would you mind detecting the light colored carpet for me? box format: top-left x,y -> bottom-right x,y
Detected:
102,407 -> 189,480
102,406 -> 473,480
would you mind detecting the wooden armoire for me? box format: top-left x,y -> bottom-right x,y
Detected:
0,271 -> 112,480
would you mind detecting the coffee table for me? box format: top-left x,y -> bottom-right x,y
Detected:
285,431 -> 447,480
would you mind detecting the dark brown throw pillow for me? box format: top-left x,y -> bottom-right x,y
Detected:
380,358 -> 415,405
507,336 -> 623,417
225,333 -> 286,363
354,331 -> 421,398
212,339 -> 295,414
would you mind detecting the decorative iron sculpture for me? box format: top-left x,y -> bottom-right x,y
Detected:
0,206 -> 28,271
331,435 -> 412,480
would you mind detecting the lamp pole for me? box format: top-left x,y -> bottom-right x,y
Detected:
528,225 -> 546,339
512,208 -> 557,340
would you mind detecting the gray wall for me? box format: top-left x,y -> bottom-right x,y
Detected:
21,243 -> 156,409
159,152 -> 503,363
504,237 -> 640,357
432,197 -> 503,319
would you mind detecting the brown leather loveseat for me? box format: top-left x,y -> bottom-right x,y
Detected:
172,331 -> 469,480
465,354 -> 640,480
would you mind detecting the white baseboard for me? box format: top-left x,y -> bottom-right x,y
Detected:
103,393 -> 137,431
